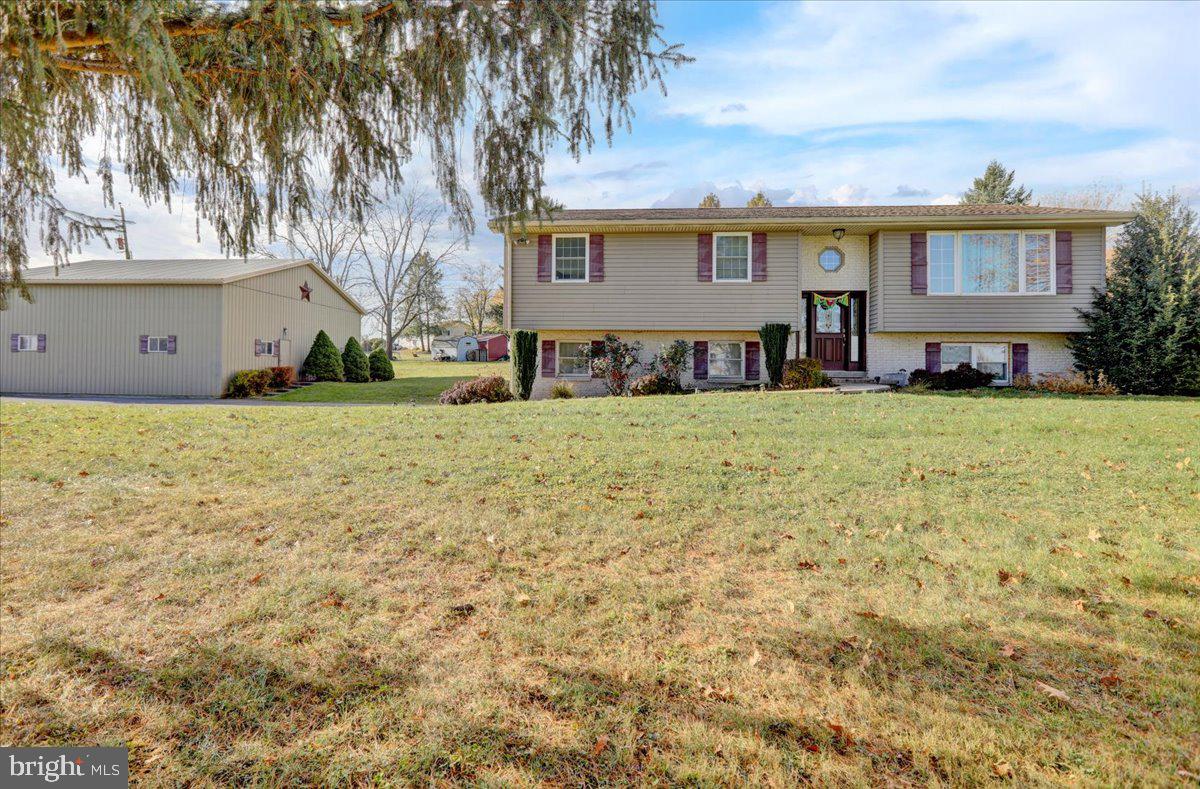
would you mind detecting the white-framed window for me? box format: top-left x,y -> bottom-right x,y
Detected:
16,334 -> 39,352
146,336 -> 171,353
941,343 -> 1010,385
262,340 -> 276,356
927,230 -> 1055,295
709,341 -> 744,379
553,235 -> 588,282
713,233 -> 751,281
557,340 -> 591,377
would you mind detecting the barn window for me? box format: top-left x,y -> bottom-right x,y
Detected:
147,336 -> 170,353
16,334 -> 39,352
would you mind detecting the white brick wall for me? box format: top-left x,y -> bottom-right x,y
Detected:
865,332 -> 1074,379
529,330 -> 769,399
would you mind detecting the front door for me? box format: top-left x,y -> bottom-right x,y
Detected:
813,299 -> 845,370
806,292 -> 866,372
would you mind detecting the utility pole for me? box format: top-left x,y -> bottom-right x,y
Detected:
119,204 -> 132,259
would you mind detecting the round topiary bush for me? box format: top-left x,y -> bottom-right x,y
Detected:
342,336 -> 370,383
302,330 -> 344,381
368,347 -> 395,381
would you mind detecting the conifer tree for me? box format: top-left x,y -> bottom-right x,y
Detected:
341,336 -> 370,383
1071,191 -> 1200,395
698,193 -> 721,208
746,191 -> 772,208
961,160 -> 1032,205
302,329 -> 344,382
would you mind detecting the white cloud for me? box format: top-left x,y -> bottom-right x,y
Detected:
666,1 -> 1199,138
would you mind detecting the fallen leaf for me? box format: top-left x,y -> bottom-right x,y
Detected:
248,573 -> 264,585
1000,643 -> 1020,660
797,560 -> 821,571
992,761 -> 1013,778
855,610 -> 881,620
748,649 -> 762,667
1034,681 -> 1071,705
1143,608 -> 1159,619
592,735 -> 609,756
514,593 -> 532,607
998,568 -> 1017,587
1087,529 -> 1101,542
77,470 -> 89,477
1098,673 -> 1122,689
1120,576 -> 1132,587
825,721 -> 854,745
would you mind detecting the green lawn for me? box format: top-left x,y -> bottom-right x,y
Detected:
1,392 -> 1197,785
270,354 -> 508,403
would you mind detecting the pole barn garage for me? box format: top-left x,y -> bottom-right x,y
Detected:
1,258 -> 365,397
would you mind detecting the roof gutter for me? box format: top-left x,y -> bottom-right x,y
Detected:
488,212 -> 1137,234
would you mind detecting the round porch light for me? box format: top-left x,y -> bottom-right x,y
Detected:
832,228 -> 846,240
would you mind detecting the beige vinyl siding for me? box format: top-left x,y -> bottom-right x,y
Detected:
868,232 -> 882,331
220,264 -> 362,379
0,284 -> 223,396
510,232 -> 798,330
876,226 -> 1106,332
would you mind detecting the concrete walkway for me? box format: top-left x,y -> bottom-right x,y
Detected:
1,394 -> 403,407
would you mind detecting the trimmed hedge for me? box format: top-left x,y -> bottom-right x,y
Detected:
909,363 -> 994,390
511,329 -> 538,401
342,336 -> 370,383
368,347 -> 395,381
439,375 -> 513,405
781,358 -> 832,390
268,366 -> 295,389
303,330 -> 344,381
226,369 -> 273,398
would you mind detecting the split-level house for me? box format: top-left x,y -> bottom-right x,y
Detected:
495,204 -> 1134,397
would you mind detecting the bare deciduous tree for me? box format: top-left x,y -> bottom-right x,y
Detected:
285,190 -> 365,286
355,190 -> 463,356
454,261 -> 501,335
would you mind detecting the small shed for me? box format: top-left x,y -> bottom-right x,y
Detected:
1,257 -> 365,397
474,334 -> 509,362
431,335 -> 479,362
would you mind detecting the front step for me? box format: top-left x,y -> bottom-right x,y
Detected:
827,371 -> 870,385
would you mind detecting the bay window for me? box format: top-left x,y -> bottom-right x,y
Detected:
927,230 -> 1055,295
709,341 -> 744,379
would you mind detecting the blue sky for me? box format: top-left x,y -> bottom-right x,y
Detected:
36,0 -> 1200,272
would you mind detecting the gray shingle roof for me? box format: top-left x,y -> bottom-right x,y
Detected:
523,204 -> 1134,222
23,257 -> 310,282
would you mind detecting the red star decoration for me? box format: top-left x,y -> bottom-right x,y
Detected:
299,281 -> 312,301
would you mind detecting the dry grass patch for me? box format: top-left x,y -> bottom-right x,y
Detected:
1,392 -> 1198,784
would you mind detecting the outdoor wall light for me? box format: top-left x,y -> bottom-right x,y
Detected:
515,236 -> 530,245
832,228 -> 846,240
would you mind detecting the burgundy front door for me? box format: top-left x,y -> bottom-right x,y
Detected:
812,299 -> 846,370
806,291 -> 866,372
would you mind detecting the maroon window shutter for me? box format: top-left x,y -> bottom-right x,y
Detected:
254,339 -> 264,356
541,339 -> 556,377
1055,231 -> 1072,294
167,335 -> 177,355
745,340 -> 761,380
1012,343 -> 1029,376
925,342 -> 941,373
693,341 -> 708,380
697,233 -> 713,281
537,235 -> 552,282
590,339 -> 604,378
37,334 -> 47,352
589,234 -> 604,282
751,233 -> 767,282
10,334 -> 19,352
910,234 -> 927,295
139,335 -> 149,354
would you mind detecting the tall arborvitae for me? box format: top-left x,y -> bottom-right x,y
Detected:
1071,191 -> 1200,395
